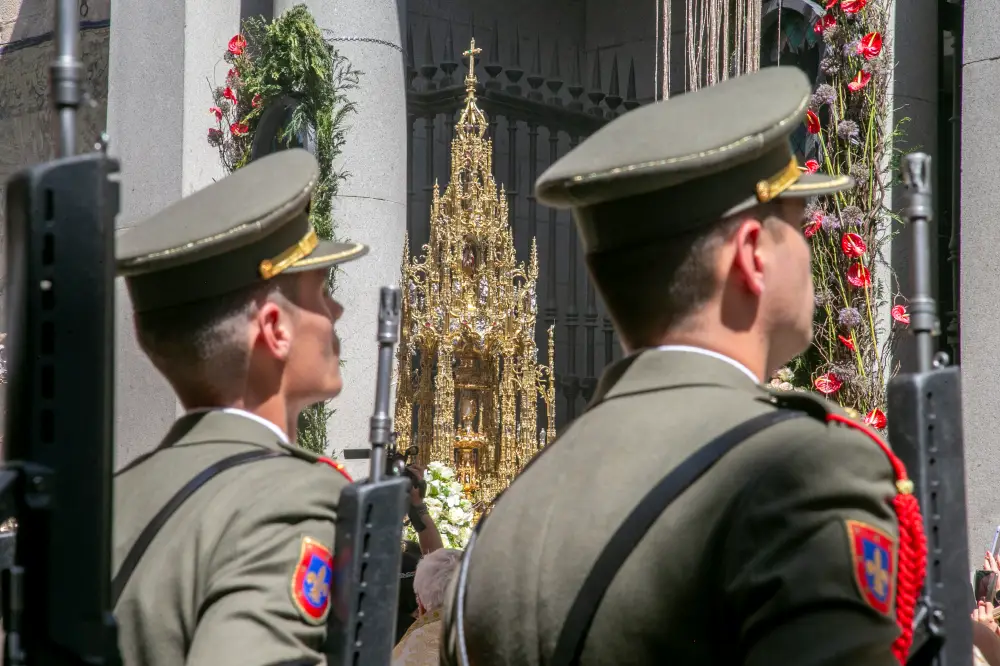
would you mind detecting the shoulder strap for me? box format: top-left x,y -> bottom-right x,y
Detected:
111,448 -> 286,607
550,408 -> 804,665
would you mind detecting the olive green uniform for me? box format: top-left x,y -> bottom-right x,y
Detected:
114,411 -> 350,666
441,67 -> 918,665
112,149 -> 369,665
449,350 -> 900,665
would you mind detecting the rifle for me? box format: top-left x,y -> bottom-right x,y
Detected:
0,0 -> 122,663
328,286 -> 410,666
889,153 -> 972,666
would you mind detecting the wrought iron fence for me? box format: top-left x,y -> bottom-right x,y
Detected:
405,21 -> 646,428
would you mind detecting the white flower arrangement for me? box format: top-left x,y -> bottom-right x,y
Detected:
404,461 -> 475,549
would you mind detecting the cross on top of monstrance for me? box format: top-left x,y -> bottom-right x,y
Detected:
463,39 -> 481,93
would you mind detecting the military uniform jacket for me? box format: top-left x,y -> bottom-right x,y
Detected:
113,410 -> 350,666
444,349 -> 904,666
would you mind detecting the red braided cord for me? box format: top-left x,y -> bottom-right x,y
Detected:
827,414 -> 927,664
316,456 -> 354,482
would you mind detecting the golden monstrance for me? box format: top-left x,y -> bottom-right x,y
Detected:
394,39 -> 556,513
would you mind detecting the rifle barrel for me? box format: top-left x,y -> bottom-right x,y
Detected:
901,153 -> 937,374
51,0 -> 81,157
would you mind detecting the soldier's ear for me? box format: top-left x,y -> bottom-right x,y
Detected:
255,300 -> 294,361
731,218 -> 766,297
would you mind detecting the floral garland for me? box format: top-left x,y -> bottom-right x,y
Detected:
771,0 -> 907,430
206,4 -> 360,454
403,462 -> 475,550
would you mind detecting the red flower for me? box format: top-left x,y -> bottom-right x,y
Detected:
857,32 -> 883,59
825,0 -> 838,8
799,159 -> 820,174
252,93 -> 262,108
227,67 -> 239,80
841,232 -> 867,257
230,122 -> 249,136
805,110 -> 821,134
847,263 -> 872,288
813,13 -> 836,34
891,304 -> 910,325
223,87 -> 238,104
228,34 -> 247,56
838,334 -> 856,352
841,0 -> 867,13
209,106 -> 223,121
848,70 -> 872,92
804,212 -> 823,238
814,373 -> 843,395
864,409 -> 887,429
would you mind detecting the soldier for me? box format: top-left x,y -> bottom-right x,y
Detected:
112,148 -> 367,665
441,67 -> 926,665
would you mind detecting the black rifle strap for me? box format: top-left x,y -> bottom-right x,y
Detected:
111,448 -> 287,607
549,408 -> 804,665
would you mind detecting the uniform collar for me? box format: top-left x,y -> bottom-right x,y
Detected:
158,409 -> 320,462
185,407 -> 290,444
588,346 -> 765,409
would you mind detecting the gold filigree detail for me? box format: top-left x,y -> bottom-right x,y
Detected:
394,40 -> 556,515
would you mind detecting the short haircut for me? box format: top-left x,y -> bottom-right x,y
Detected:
585,203 -> 783,349
133,274 -> 299,404
413,548 -> 462,612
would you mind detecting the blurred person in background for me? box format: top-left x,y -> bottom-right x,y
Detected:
393,548 -> 462,665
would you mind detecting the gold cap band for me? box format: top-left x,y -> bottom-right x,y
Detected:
259,228 -> 319,279
755,157 -> 801,203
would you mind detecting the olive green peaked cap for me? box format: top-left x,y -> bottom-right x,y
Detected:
535,66 -> 853,254
116,149 -> 368,312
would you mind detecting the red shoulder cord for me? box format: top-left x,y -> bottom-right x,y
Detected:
827,414 -> 927,665
316,456 -> 353,483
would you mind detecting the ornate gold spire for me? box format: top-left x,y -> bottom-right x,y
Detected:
394,39 -> 556,512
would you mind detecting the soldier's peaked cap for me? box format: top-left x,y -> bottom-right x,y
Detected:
535,67 -> 853,254
116,149 -> 367,312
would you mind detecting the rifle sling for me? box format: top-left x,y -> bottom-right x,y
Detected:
111,448 -> 287,607
451,408 -> 804,666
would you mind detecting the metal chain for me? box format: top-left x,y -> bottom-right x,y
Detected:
321,33 -> 404,54
79,0 -> 89,17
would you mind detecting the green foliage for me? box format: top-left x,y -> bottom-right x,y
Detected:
208,4 -> 360,454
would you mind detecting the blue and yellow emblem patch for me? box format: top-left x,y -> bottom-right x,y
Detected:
845,519 -> 896,616
291,536 -> 333,624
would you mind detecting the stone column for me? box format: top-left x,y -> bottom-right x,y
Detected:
960,2 -> 1000,561
107,0 -> 240,467
272,0 -> 407,475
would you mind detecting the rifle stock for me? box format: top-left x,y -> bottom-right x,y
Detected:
889,153 -> 972,666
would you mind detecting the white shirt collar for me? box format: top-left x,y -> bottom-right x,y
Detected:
652,345 -> 761,384
185,407 -> 290,444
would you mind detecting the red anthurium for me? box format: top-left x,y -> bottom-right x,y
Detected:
230,122 -> 249,136
252,93 -> 262,108
841,232 -> 867,257
223,87 -> 238,104
838,334 -> 856,352
805,110 -> 822,134
813,14 -> 836,34
804,212 -> 823,238
825,0 -> 838,8
814,373 -> 843,395
864,409 -> 887,429
891,304 -> 910,325
209,106 -> 222,121
857,32 -> 883,59
799,159 -> 820,174
848,70 -> 872,92
847,263 -> 872,288
841,0 -> 867,13
228,34 -> 247,56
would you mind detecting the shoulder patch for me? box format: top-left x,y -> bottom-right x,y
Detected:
290,536 -> 334,624
316,456 -> 353,482
845,519 -> 896,616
